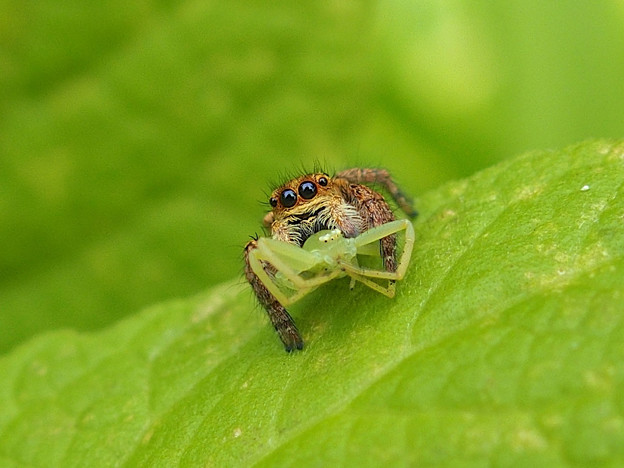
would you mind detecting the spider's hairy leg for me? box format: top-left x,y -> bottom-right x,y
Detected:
344,270 -> 396,298
244,239 -> 304,351
336,167 -> 417,218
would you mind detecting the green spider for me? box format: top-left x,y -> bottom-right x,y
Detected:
248,219 -> 414,307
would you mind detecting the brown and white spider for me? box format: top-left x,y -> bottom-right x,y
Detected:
244,168 -> 417,351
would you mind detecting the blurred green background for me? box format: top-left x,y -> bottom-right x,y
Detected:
1,0 -> 624,353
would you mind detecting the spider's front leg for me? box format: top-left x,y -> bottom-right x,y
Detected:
243,239 -> 304,352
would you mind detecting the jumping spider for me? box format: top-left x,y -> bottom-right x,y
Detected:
244,168 -> 417,351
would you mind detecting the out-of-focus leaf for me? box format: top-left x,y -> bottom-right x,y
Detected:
1,140 -> 623,466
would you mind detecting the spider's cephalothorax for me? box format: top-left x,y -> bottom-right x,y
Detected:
244,168 -> 417,351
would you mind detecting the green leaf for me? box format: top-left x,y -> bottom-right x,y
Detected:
1,140 -> 623,466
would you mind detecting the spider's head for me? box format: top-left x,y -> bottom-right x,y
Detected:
268,173 -> 337,219
265,173 -> 348,244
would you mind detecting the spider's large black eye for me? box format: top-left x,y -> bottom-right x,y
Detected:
318,176 -> 328,186
280,189 -> 297,208
298,181 -> 317,199
269,197 -> 278,207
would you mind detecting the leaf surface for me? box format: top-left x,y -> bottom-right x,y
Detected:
1,140 -> 623,466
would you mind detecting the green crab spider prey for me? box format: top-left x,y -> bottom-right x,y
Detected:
249,219 -> 415,307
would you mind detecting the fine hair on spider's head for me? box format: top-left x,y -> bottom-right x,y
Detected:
263,159 -> 335,203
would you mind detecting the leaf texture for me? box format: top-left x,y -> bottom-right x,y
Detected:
1,140 -> 623,466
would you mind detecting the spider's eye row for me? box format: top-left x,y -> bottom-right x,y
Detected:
298,181 -> 317,199
318,176 -> 328,186
269,197 -> 278,208
280,189 -> 297,208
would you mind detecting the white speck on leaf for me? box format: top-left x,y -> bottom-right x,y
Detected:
581,185 -> 590,191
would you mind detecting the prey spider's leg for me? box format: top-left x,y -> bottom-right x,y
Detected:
244,239 -> 303,351
336,167 -> 417,218
335,181 -> 399,272
353,219 -> 415,279
338,220 -> 415,296
342,270 -> 396,298
247,247 -> 292,306
253,238 -> 345,299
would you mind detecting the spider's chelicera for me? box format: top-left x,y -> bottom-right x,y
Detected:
244,168 -> 417,351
